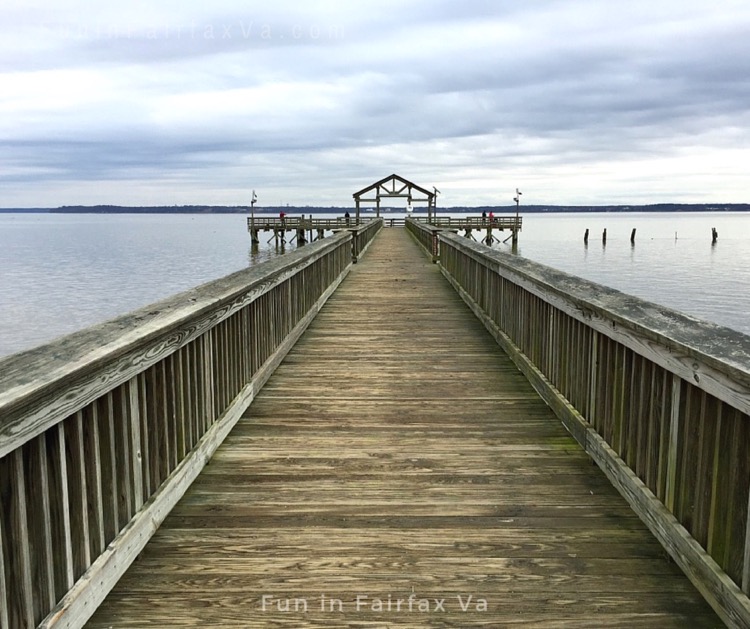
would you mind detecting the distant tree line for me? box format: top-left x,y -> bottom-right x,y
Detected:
2,203 -> 748,214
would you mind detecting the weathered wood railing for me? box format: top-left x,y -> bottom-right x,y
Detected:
429,231 -> 750,627
405,218 -> 446,262
0,225 -> 380,629
246,216 -> 375,230
350,217 -> 382,262
420,215 -> 522,230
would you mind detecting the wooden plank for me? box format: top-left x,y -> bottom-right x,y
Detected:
9,450 -> 35,628
98,393 -> 119,542
113,386 -> 132,530
88,229 -> 720,629
728,408 -> 750,586
28,435 -> 57,612
49,423 -> 75,594
127,379 -> 144,512
82,405 -> 106,559
66,412 -> 91,578
665,375 -> 682,514
174,348 -> 187,461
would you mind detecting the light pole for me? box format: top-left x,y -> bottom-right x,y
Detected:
250,190 -> 258,245
513,188 -> 522,245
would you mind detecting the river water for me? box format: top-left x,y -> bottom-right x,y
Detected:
1,211 -> 748,358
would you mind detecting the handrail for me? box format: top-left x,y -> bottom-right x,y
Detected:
350,218 -> 383,262
425,215 -> 522,230
0,230 -> 354,628
405,217 -> 451,262
437,230 -> 750,627
246,216 -> 374,230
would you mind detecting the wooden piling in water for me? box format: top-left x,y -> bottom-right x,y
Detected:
712,227 -> 718,244
631,228 -> 636,244
584,228 -> 589,244
602,228 -> 607,245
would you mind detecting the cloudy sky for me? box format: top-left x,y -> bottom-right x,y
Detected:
2,0 -> 750,207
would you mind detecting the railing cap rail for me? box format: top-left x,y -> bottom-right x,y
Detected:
0,230 -> 352,434
440,230 -> 750,387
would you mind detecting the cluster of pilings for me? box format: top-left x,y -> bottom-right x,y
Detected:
583,227 -> 719,245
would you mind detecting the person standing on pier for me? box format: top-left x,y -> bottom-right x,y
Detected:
279,210 -> 286,228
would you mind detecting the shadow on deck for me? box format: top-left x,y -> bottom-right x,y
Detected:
87,229 -> 721,627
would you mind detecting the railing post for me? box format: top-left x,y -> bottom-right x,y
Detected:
351,226 -> 361,263
588,331 -> 599,422
665,374 -> 682,514
128,379 -> 144,511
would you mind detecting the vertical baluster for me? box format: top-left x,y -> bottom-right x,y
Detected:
203,332 -> 216,431
136,373 -> 151,500
727,408 -> 750,586
632,356 -> 646,479
587,329 -> 599,427
128,378 -> 145,511
665,375 -> 683,514
175,347 -> 187,461
48,424 -> 75,597
742,418 -> 750,594
99,393 -> 119,542
113,386 -> 132,529
3,450 -> 35,627
0,504 -> 9,629
165,354 -> 178,474
154,361 -> 170,484
27,436 -> 56,612
66,412 -> 92,578
644,364 -> 659,493
82,405 -> 106,558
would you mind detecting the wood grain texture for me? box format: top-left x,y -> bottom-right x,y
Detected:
87,228 -> 721,628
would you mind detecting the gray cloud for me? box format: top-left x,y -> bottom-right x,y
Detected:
2,1 -> 750,206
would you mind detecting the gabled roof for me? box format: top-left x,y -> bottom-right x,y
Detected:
353,173 -> 435,200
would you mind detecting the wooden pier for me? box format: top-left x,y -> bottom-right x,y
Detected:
246,214 -> 522,242
3,219 -> 750,627
246,216 -> 367,245
83,229 -> 718,627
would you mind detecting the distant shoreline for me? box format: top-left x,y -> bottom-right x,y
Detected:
2,203 -> 750,214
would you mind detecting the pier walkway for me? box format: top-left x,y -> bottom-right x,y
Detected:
87,228 -> 720,627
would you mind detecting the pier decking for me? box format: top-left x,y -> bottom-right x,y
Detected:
86,228 -> 720,627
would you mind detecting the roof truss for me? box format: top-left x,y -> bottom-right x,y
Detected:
353,174 -> 437,206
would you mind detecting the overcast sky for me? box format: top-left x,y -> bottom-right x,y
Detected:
2,1 -> 750,207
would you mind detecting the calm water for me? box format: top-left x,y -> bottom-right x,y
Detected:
510,212 -> 750,336
1,211 -> 749,358
0,213 -> 280,357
